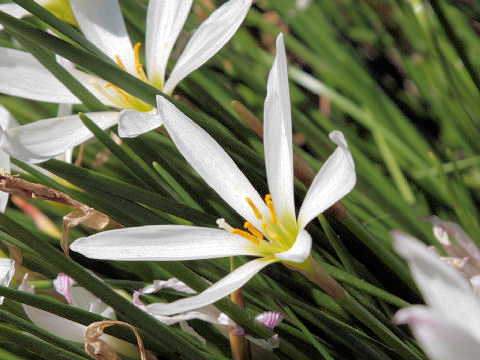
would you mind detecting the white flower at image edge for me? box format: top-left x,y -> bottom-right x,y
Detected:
392,231 -> 480,360
0,0 -> 252,163
70,33 -> 356,315
0,258 -> 15,305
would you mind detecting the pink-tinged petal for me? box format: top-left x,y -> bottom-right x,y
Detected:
0,47 -> 79,103
0,258 -> 15,305
256,311 -> 283,329
158,96 -> 269,230
423,216 -> 480,266
70,225 -> 259,261
145,257 -> 277,315
145,0 -> 193,88
297,131 -> 356,229
163,0 -> 252,94
275,229 -> 311,263
2,111 -> 119,164
70,0 -> 135,73
53,273 -> 76,305
118,109 -> 163,138
395,306 -> 480,360
392,231 -> 480,341
263,34 -> 295,229
140,278 -> 196,295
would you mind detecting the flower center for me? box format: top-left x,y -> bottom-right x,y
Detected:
92,43 -> 154,112
218,194 -> 293,250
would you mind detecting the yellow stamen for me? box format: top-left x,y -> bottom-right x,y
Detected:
244,222 -> 263,240
262,222 -> 279,240
134,42 -> 148,81
246,197 -> 263,220
105,83 -> 130,101
265,194 -> 278,224
231,228 -> 259,244
114,55 -> 127,71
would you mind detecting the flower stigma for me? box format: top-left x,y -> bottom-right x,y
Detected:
218,195 -> 298,255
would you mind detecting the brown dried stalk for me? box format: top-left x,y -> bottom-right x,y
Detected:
0,169 -> 122,256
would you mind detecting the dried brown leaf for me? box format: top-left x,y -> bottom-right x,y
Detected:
85,320 -> 146,360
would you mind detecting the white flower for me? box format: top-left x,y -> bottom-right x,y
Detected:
70,33 -> 356,315
0,258 -> 15,304
392,231 -> 480,360
19,273 -> 140,358
0,0 -> 252,163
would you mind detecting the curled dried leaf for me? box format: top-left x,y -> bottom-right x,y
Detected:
0,169 -> 122,256
85,320 -> 146,360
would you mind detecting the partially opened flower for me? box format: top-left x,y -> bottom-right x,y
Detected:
0,0 -> 252,163
392,231 -> 480,360
19,273 -> 140,358
70,33 -> 356,315
0,258 -> 15,305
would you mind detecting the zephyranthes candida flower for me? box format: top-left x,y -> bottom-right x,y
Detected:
0,0 -> 251,163
393,230 -> 480,360
70,33 -> 356,315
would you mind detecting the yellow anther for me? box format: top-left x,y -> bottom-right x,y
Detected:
265,194 -> 278,224
114,55 -> 127,71
244,222 -> 263,240
231,228 -> 260,244
262,222 -> 279,240
134,42 -> 148,81
105,83 -> 130,101
246,197 -> 263,220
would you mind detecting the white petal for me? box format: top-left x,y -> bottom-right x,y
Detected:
264,33 -> 295,228
0,258 -> 15,305
275,229 -> 311,263
145,257 -> 277,315
145,304 -> 227,326
163,0 -> 252,94
118,109 -> 162,138
0,104 -> 18,131
140,278 -> 196,295
69,70 -> 120,108
392,231 -> 480,342
0,3 -> 30,19
0,4 -> 30,30
70,225 -> 260,261
395,306 -> 480,360
158,96 -> 269,229
0,47 -> 79,103
145,0 -> 193,88
2,111 -> 119,164
70,0 -> 135,73
23,302 -> 87,342
297,131 -> 356,229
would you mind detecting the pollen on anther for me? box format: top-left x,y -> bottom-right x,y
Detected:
114,55 -> 127,71
246,197 -> 263,219
231,228 -> 260,244
265,194 -> 278,224
134,42 -> 148,81
244,222 -> 263,240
